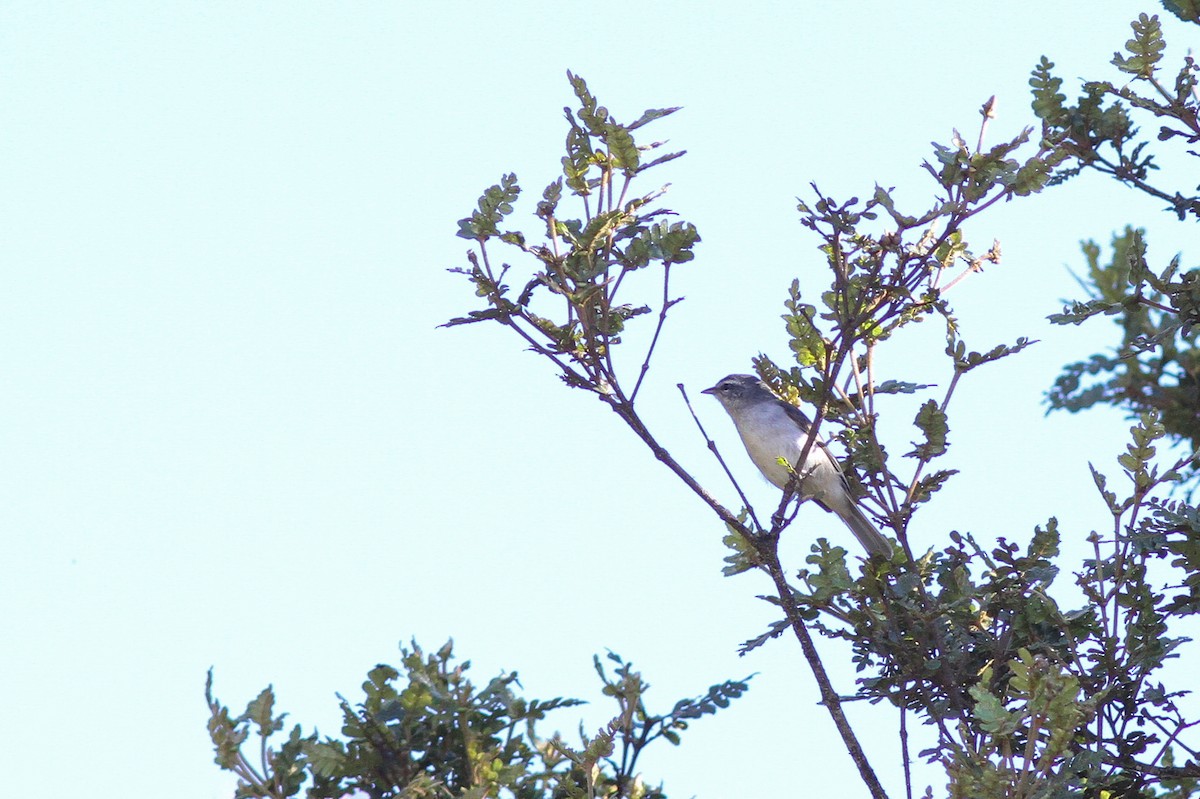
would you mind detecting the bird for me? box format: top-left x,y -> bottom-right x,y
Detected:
701,373 -> 891,557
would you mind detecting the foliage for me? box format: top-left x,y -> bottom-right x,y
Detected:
206,641 -> 751,799
1029,9 -> 1200,220
442,67 -> 1088,799
210,7 -> 1200,799
443,70 -> 696,406
785,413 -> 1200,797
1047,228 -> 1200,458
1034,8 -> 1200,489
437,17 -> 1200,794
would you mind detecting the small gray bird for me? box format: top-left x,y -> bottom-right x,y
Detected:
702,374 -> 891,557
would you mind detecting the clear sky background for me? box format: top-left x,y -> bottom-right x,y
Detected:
3,3 -> 1197,798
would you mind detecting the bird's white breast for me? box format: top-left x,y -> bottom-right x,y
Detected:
730,402 -> 841,500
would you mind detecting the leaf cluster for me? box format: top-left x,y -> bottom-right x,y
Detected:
764,412 -> 1200,796
1029,10 -> 1200,220
443,65 -> 1083,799
755,109 -> 1052,547
1049,227 -> 1200,468
206,641 -> 750,799
439,41 -> 1200,799
444,72 -> 696,404
1037,4 -> 1200,487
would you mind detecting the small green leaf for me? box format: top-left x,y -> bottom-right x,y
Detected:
537,178 -> 563,219
968,683 -> 1020,736
783,281 -> 828,369
1011,155 -> 1054,196
873,379 -> 935,395
1029,56 -> 1068,126
627,106 -> 681,130
1089,462 -> 1120,514
906,399 -> 949,460
1111,13 -> 1166,78
305,740 -> 347,778
910,469 -> 959,505
1162,0 -> 1200,21
244,686 -> 284,737
721,518 -> 762,576
604,125 -> 640,173
872,185 -> 917,227
456,174 -> 521,240
955,337 -> 1036,372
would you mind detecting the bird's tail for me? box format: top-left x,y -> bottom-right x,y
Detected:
836,501 -> 892,558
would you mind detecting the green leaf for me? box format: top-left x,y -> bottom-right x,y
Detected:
604,124 -> 640,174
631,219 -> 700,267
537,178 -> 563,219
873,379 -> 935,395
1111,13 -> 1166,78
721,517 -> 762,576
969,682 -> 1020,736
456,174 -> 521,240
910,469 -> 959,505
635,148 -> 687,174
566,70 -> 605,134
1089,462 -> 1120,514
1011,154 -> 1055,196
1028,517 -> 1062,562
669,677 -> 754,722
906,399 -> 949,460
561,115 -> 595,196
244,686 -> 284,737
739,620 -> 791,655
1047,298 -> 1123,325
783,281 -> 828,369
1029,57 -> 1068,126
206,671 -> 250,770
440,307 -> 513,328
872,185 -> 917,227
1162,0 -> 1200,22
627,106 -> 681,131
954,336 -> 1036,372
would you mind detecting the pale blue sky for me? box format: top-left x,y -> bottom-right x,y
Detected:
2,3 -> 1195,797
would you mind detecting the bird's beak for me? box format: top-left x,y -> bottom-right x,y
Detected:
700,385 -> 716,395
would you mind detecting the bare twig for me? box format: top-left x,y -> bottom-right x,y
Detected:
938,262 -> 984,294
1099,753 -> 1200,780
631,264 -> 674,403
901,707 -> 913,799
604,396 -> 748,535
677,383 -> 764,533
616,174 -> 632,210
977,95 -> 997,154
761,549 -> 891,799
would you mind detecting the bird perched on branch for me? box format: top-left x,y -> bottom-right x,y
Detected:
702,373 -> 891,558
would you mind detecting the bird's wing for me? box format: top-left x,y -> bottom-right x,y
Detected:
776,400 -> 849,478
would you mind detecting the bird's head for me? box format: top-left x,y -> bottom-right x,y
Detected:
701,374 -> 773,410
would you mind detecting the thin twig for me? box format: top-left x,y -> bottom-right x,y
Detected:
604,396 -> 748,535
977,95 -> 997,154
1146,714 -> 1200,768
631,264 -> 673,403
616,174 -> 632,210
938,262 -> 983,294
1090,153 -> 1192,209
655,379 -> 891,799
761,549 -> 891,799
1135,296 -> 1177,314
901,706 -> 913,799
677,383 -> 764,533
